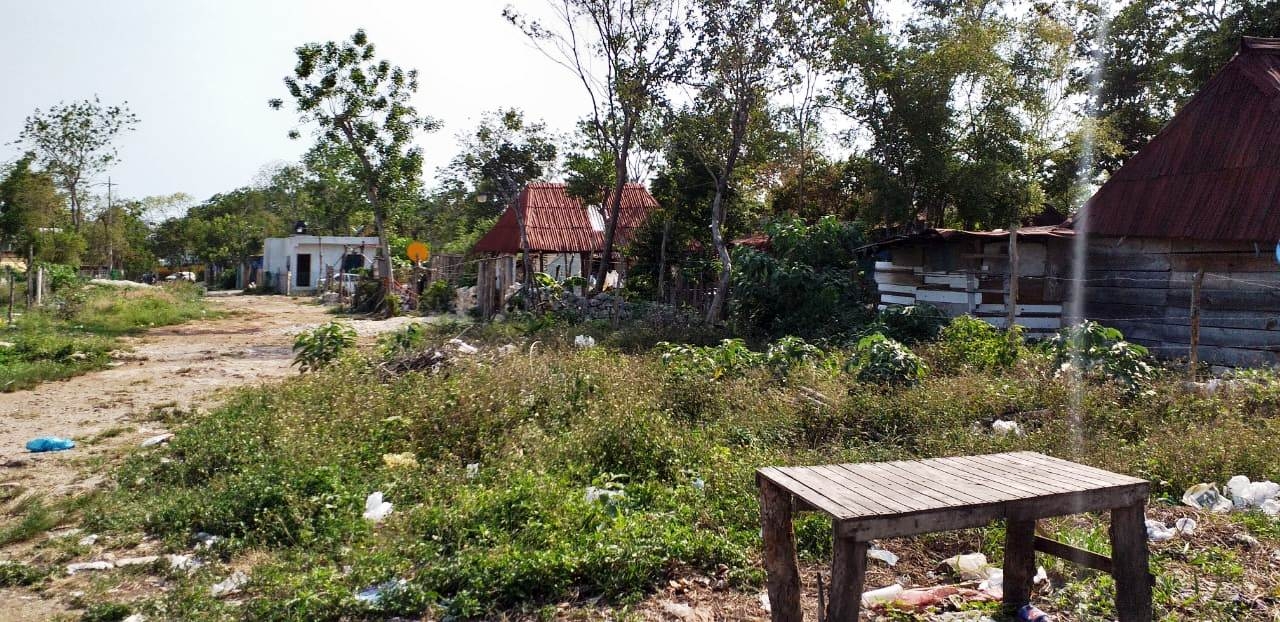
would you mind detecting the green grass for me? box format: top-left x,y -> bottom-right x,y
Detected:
73,318 -> 1280,620
0,282 -> 208,391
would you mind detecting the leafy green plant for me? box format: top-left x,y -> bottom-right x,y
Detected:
764,336 -> 825,379
377,322 -> 426,356
0,562 -> 49,587
936,315 -> 1021,370
420,278 -> 454,313
846,333 -> 927,386
1046,321 -> 1155,394
292,321 -> 357,372
656,338 -> 763,379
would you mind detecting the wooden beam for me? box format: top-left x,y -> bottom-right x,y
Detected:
1003,519 -> 1037,614
759,478 -> 802,622
1110,501 -> 1154,622
1007,227 -> 1019,330
1033,535 -> 1113,573
827,535 -> 867,622
1189,268 -> 1204,378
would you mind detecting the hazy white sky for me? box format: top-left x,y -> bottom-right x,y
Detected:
1,0 -> 588,203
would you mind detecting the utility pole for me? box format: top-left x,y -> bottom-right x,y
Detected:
103,177 -> 116,278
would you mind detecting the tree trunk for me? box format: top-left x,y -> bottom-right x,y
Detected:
592,127 -> 633,296
706,186 -> 733,324
657,218 -> 671,302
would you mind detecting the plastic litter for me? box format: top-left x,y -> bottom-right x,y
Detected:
140,433 -> 174,448
1146,519 -> 1176,542
1034,566 -> 1049,585
691,477 -> 705,492
943,552 -> 990,580
193,532 -> 221,548
167,554 -> 202,572
868,545 -> 899,566
210,570 -> 249,597
66,561 -> 113,574
363,492 -> 393,522
465,462 -> 480,480
860,583 -> 904,606
1262,499 -> 1280,516
1174,517 -> 1198,535
574,334 -> 596,348
498,343 -> 517,356
1017,604 -> 1052,621
1226,476 -> 1280,509
78,534 -> 99,546
991,420 -> 1023,436
447,338 -> 478,355
122,614 -> 146,622
26,437 -> 75,452
978,567 -> 1003,597
759,591 -> 771,612
355,579 -> 406,605
1182,483 -> 1232,513
584,486 -> 626,504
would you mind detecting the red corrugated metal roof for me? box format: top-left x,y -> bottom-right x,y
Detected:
472,183 -> 660,254
1086,37 -> 1280,242
855,225 -> 1075,253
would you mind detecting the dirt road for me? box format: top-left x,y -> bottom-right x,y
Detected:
0,294 -> 432,620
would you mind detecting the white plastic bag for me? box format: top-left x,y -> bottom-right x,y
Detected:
861,583 -> 904,606
1182,483 -> 1232,513
1145,519 -> 1175,542
363,492 -> 393,522
943,553 -> 990,580
1226,476 -> 1280,508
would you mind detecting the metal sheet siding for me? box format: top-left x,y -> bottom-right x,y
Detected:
1087,38 -> 1280,242
471,183 -> 660,254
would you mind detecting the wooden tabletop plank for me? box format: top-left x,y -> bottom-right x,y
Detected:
814,464 -> 920,514
778,466 -> 879,518
856,461 -> 975,508
929,456 -> 1058,499
757,467 -> 855,519
829,463 -> 946,512
960,454 -> 1099,495
863,460 -> 980,507
795,466 -> 884,516
989,453 -> 1124,489
1012,452 -> 1146,486
889,459 -> 998,506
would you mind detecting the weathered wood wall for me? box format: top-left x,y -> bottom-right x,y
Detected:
1084,237 -> 1280,367
874,237 -> 1070,339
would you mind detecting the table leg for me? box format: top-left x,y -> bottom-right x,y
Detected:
1003,518 -> 1037,615
1111,501 -> 1154,622
760,478 -> 802,622
827,533 -> 867,622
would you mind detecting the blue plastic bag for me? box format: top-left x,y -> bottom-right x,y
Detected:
26,437 -> 75,452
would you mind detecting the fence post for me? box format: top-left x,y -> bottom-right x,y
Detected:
1006,226 -> 1020,331
1189,268 -> 1204,378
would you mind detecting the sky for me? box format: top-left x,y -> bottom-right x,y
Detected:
0,0 -> 589,205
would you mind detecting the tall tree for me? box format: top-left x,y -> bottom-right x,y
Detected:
269,29 -> 439,308
15,97 -> 138,230
679,0 -> 783,322
506,0 -> 684,294
0,153 -> 79,264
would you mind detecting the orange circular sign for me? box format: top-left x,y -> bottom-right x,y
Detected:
406,241 -> 430,263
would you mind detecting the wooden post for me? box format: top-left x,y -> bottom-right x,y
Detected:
1110,501 -> 1153,622
34,267 -> 43,307
1006,226 -> 1020,331
1002,518 -> 1037,614
759,478 -> 802,622
1188,268 -> 1204,378
827,534 -> 867,622
6,267 -> 13,324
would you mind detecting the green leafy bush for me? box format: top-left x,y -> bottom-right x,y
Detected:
420,279 -> 454,313
936,315 -> 1021,370
729,216 -> 873,339
846,333 -> 927,386
656,338 -> 763,379
292,321 -> 357,372
1046,321 -> 1155,395
377,322 -> 427,356
764,336 -> 825,379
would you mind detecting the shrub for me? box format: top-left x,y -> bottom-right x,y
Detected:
656,338 -> 763,380
729,216 -> 873,339
935,315 -> 1021,371
420,279 -> 454,313
1046,321 -> 1155,395
846,333 -> 927,386
877,303 -> 948,344
292,321 -> 357,372
764,336 -> 825,379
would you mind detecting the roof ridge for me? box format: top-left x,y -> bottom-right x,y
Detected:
1241,37 -> 1280,54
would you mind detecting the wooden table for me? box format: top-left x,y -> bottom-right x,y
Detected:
757,451 -> 1152,621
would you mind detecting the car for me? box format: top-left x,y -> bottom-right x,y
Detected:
320,273 -> 361,295
165,271 -> 196,282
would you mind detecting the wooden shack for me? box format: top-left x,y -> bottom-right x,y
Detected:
1083,37 -> 1280,366
866,226 -> 1075,339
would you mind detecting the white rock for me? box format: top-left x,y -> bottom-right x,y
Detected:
77,534 -> 99,546
66,561 -> 113,574
991,420 -> 1022,436
140,433 -> 174,448
114,556 -> 160,567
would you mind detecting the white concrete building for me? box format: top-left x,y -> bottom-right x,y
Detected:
262,235 -> 380,293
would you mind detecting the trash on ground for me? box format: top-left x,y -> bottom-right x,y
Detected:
1034,566 -> 1049,585
979,567 -> 1003,598
991,419 -> 1023,436
938,612 -> 996,622
1182,483 -> 1233,512
355,579 -> 406,605
497,343 -> 517,356
66,561 -> 113,574
574,334 -> 596,348
381,452 -> 418,469
447,338 -> 478,355
1174,517 -> 1198,534
122,614 -> 146,622
193,532 -> 220,548
1017,604 -> 1052,621
26,437 -> 75,453
140,433 -> 174,448
860,583 -> 904,606
758,591 -> 770,612
691,477 -> 705,492
363,492 -> 393,522
77,534 -> 99,546
1146,519 -> 1177,542
167,554 -> 202,572
943,552 -> 991,581
1263,499 -> 1280,516
1226,475 -> 1280,509
210,570 -> 249,597
868,545 -> 899,566
466,462 -> 480,480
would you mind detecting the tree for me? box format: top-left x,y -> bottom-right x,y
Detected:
15,97 -> 138,230
506,0 -> 684,295
0,153 -> 83,266
269,29 -> 440,310
678,0 -> 784,322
